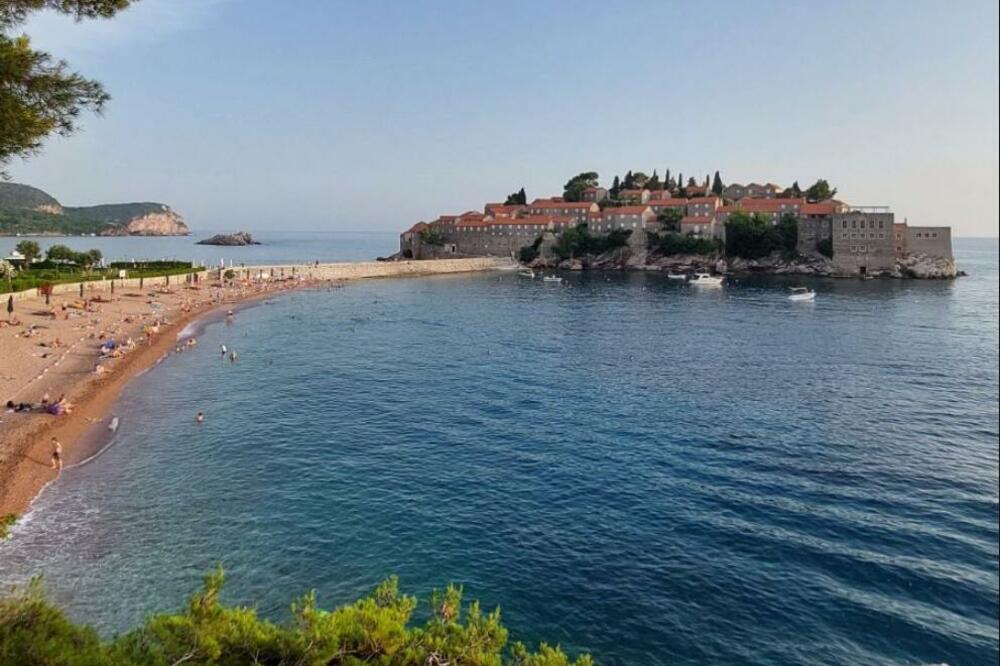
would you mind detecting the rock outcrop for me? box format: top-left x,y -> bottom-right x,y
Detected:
893,253 -> 959,279
196,231 -> 260,246
99,209 -> 190,236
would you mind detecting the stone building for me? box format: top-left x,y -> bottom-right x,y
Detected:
723,182 -> 782,201
679,215 -> 724,240
526,199 -> 598,222
617,189 -> 650,204
796,200 -> 847,254
831,208 -> 895,275
581,186 -> 608,202
905,225 -> 952,258
588,206 -> 654,233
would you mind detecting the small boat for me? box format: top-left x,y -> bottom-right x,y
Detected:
689,272 -> 723,287
667,273 -> 687,280
108,416 -> 120,432
788,287 -> 816,302
518,269 -> 535,279
542,275 -> 563,283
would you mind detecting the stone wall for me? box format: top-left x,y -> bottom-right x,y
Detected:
906,226 -> 952,258
831,212 -> 896,275
797,217 -> 832,255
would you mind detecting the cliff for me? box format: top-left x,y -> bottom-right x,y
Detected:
0,183 -> 189,236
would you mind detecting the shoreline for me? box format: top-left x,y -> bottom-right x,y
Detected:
0,258 -> 504,522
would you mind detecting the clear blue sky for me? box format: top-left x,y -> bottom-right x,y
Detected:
9,0 -> 999,236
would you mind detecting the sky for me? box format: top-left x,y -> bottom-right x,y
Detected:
7,0 -> 999,236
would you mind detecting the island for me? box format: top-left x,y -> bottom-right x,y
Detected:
397,171 -> 958,279
0,183 -> 189,236
196,231 -> 260,246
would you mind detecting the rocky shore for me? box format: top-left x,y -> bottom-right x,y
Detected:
527,249 -> 961,279
196,231 -> 260,246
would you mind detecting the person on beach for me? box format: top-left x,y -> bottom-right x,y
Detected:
196,411 -> 205,424
50,438 -> 63,471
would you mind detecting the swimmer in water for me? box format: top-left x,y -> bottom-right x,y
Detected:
196,411 -> 205,424
229,350 -> 238,363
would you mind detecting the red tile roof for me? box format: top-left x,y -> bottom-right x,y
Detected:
602,206 -> 651,216
680,216 -> 714,225
405,222 -> 428,234
736,197 -> 803,212
687,196 -> 721,206
800,201 -> 840,216
648,198 -> 688,207
529,200 -> 596,210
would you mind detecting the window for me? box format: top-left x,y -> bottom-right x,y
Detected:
851,220 -> 857,228
878,220 -> 884,229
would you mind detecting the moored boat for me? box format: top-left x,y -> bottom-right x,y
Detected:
689,272 -> 723,287
788,287 -> 816,302
542,275 -> 563,283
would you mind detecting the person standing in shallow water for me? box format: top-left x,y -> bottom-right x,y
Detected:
50,437 -> 63,471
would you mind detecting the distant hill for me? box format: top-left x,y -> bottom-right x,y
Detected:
0,183 -> 189,236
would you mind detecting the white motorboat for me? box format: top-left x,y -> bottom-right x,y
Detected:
518,269 -> 535,279
542,275 -> 563,283
689,272 -> 723,287
788,287 -> 816,302
667,273 -> 687,280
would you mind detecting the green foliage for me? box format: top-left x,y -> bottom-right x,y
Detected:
656,208 -> 683,232
781,181 -> 802,199
14,239 -> 39,262
0,182 -> 59,209
817,237 -> 833,258
1,1 -> 133,175
0,569 -> 591,666
418,225 -> 444,246
0,513 -> 17,539
2,260 -> 195,294
711,171 -> 724,196
518,236 -> 543,263
724,211 -> 799,259
609,175 -> 620,198
804,179 -> 836,202
647,231 -> 721,256
504,188 -> 527,206
562,172 -> 599,202
0,258 -> 15,279
553,224 -> 630,260
223,268 -> 236,280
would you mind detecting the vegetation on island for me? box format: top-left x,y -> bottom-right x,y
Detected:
0,568 -> 592,666
647,232 -> 721,256
518,236 -> 544,263
724,212 -> 799,260
552,225 -> 630,260
562,172 -> 599,202
418,225 -> 445,246
504,188 -> 527,205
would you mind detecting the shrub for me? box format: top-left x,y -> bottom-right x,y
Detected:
647,232 -> 721,255
418,226 -> 444,246
0,569 -> 593,666
724,211 -> 798,259
553,224 -> 631,260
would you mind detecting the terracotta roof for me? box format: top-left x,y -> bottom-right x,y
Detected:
405,222 -> 428,234
800,201 -> 839,216
602,206 -> 650,216
529,200 -> 596,210
648,198 -> 688,207
490,215 -> 572,227
436,215 -> 457,224
680,216 -> 714,225
457,219 -> 489,228
687,196 -> 721,205
618,189 -> 645,197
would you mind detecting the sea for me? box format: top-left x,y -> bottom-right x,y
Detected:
1,234 -> 997,666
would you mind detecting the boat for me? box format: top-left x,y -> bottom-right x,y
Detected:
666,273 -> 687,280
689,272 -> 723,287
788,287 -> 816,302
542,275 -> 563,283
518,269 -> 535,279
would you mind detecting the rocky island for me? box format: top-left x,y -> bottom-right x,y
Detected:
397,171 -> 958,279
196,231 -> 260,246
0,183 -> 189,236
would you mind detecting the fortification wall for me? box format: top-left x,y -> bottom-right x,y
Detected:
906,226 -> 952,258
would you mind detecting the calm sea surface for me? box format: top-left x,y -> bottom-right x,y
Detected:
1,237 -> 997,665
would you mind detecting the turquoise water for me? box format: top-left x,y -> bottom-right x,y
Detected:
0,230 -> 398,265
1,239 -> 997,665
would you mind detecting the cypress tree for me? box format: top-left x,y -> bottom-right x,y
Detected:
712,171 -> 724,195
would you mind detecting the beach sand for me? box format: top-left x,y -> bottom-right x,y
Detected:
0,275 -> 327,518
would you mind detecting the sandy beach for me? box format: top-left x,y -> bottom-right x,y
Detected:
0,272 -> 333,519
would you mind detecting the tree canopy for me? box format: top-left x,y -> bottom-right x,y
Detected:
504,187 -> 527,205
0,569 -> 593,666
0,0 -> 132,176
562,172 -> 599,202
805,179 -> 836,202
724,211 -> 798,259
711,171 -> 724,195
